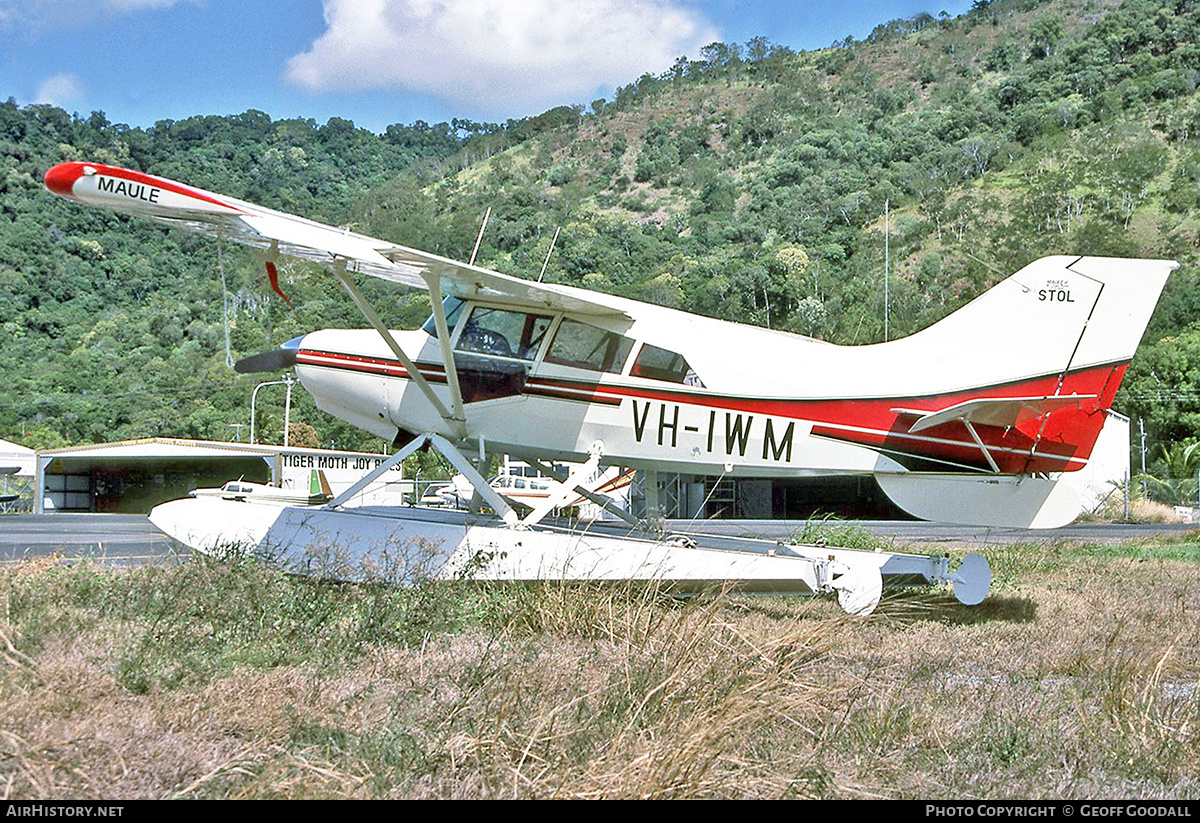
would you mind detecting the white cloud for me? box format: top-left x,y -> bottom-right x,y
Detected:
34,72 -> 84,106
106,0 -> 185,10
0,0 -> 187,29
285,0 -> 720,116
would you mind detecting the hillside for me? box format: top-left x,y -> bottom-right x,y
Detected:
3,0 -> 1200,495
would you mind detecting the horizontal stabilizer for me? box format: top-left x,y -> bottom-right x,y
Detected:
894,394 -> 1098,433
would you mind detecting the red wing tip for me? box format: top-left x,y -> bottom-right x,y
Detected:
44,160 -> 244,214
44,162 -> 86,198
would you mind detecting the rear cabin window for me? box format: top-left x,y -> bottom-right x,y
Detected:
630,343 -> 705,387
455,306 -> 552,361
545,319 -> 634,374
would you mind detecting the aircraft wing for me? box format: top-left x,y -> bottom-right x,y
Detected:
44,161 -> 630,319
892,394 -> 1098,433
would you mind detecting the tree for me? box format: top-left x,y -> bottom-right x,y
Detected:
1027,13 -> 1064,60
1138,441 -> 1200,505
288,421 -> 321,449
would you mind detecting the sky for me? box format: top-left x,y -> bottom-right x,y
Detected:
0,0 -> 975,134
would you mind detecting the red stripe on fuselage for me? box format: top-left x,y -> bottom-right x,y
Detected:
582,363 -> 1124,473
296,349 -> 626,407
297,347 -> 1125,474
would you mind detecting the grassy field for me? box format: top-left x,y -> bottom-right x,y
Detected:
1,530 -> 1198,799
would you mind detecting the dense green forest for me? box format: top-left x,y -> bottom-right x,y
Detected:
4,0 -> 1200,500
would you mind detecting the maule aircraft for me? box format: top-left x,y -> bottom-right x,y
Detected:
43,160 -> 1177,613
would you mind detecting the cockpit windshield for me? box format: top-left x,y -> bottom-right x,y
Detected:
421,295 -> 466,337
456,306 -> 553,361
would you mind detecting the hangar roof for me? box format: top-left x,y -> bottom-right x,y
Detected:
37,438 -> 384,461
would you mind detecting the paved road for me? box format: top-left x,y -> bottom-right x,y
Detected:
667,518 -> 1200,546
0,512 -> 1195,567
0,513 -> 182,566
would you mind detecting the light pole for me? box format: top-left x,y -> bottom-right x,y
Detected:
250,374 -> 296,445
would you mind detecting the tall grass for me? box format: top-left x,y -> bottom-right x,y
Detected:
1,534 -> 1197,799
0,552 -> 840,798
790,516 -> 897,551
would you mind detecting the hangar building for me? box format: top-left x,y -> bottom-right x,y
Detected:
1,438 -> 35,511
631,412 -> 1133,521
30,412 -> 1133,521
34,438 -> 411,514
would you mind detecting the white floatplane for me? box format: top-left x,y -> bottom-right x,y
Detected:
439,461 -> 635,516
191,469 -> 333,505
43,161 -> 1176,613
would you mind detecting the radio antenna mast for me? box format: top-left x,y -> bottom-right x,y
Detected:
538,226 -> 561,282
468,206 -> 491,266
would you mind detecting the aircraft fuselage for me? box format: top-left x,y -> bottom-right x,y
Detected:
290,255 -> 1147,481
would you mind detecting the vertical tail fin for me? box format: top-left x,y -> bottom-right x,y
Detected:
890,256 -> 1175,393
845,256 -> 1175,480
309,469 -> 333,502
875,257 -> 1174,528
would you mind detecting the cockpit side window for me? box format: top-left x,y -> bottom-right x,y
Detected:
630,343 -> 705,387
545,319 -> 634,374
421,295 -> 466,337
455,306 -> 552,361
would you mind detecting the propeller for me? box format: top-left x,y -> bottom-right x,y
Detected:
234,336 -> 304,374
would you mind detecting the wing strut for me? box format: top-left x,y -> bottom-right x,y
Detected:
423,274 -> 467,426
962,420 -> 1001,473
331,264 -> 467,440
514,452 -> 644,529
326,431 -> 518,526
